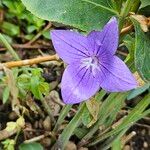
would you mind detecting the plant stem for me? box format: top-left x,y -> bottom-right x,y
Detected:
26,22 -> 52,45
52,103 -> 85,150
53,104 -> 72,132
119,0 -> 134,31
0,33 -> 20,60
41,98 -> 56,125
0,54 -> 59,69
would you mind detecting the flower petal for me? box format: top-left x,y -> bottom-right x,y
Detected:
61,62 -> 100,104
51,30 -> 89,64
100,56 -> 137,92
87,17 -> 119,55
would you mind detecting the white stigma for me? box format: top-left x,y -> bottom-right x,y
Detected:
81,56 -> 100,76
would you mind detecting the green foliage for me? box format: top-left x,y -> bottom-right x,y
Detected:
0,21 -> 20,37
140,0 -> 150,8
87,93 -> 150,147
17,68 -> 50,100
123,34 -> 135,66
0,68 -> 50,103
2,139 -> 15,150
21,0 -> 118,32
1,0 -> 150,149
131,18 -> 150,82
139,0 -> 150,16
19,142 -> 43,150
127,83 -> 150,100
1,0 -> 45,38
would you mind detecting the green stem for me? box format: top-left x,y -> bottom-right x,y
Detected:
53,103 -> 85,150
41,98 -> 56,125
0,33 -> 20,60
53,104 -> 72,132
119,0 -> 136,31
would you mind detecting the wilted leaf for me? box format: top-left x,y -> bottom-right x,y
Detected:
131,14 -> 149,32
4,68 -> 20,115
82,97 -> 99,128
6,122 -> 17,132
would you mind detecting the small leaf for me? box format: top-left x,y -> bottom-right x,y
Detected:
2,139 -> 15,150
0,21 -> 20,36
2,87 -> 10,104
127,83 -> 150,100
86,98 -> 99,121
19,142 -> 43,150
16,116 -> 25,128
82,97 -> 99,128
6,122 -> 17,132
82,107 -> 93,127
30,76 -> 43,99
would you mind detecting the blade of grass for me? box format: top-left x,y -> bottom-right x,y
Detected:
87,93 -> 150,146
53,104 -> 72,132
52,102 -> 85,150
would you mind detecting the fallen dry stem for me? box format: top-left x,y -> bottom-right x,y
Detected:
0,129 -> 17,141
120,24 -> 133,35
0,54 -> 59,69
24,132 -> 52,144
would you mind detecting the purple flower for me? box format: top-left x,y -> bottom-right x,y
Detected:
51,17 -> 137,104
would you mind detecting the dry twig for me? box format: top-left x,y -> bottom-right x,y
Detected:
0,54 -> 59,69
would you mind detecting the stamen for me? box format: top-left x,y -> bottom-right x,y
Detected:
81,55 -> 100,76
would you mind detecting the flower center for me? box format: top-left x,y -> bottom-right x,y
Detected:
81,56 -> 100,75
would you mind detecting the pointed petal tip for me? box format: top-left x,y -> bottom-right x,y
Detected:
110,16 -> 117,20
100,56 -> 138,92
106,17 -> 118,29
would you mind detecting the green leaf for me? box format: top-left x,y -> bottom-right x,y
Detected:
82,107 -> 93,127
131,18 -> 150,82
2,139 -> 15,150
139,0 -> 150,16
0,21 -> 20,36
30,76 -> 43,99
21,0 -> 118,31
123,34 -> 135,64
140,0 -> 150,8
2,87 -> 10,104
39,82 -> 50,96
2,0 -> 25,15
127,83 -> 150,100
19,142 -> 43,150
112,138 -> 122,150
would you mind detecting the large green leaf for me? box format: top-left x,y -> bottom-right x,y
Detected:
21,0 -> 117,31
131,18 -> 150,82
140,0 -> 150,8
139,0 -> 150,16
